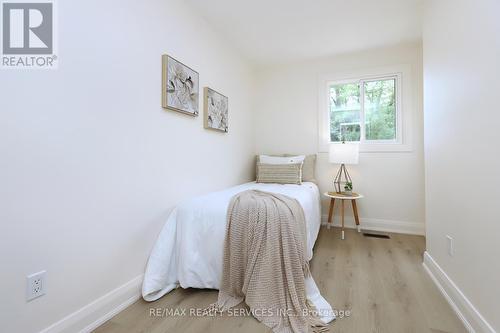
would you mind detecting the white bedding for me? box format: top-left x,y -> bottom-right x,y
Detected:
142,182 -> 335,323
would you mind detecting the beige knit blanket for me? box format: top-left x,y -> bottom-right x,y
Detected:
207,190 -> 328,333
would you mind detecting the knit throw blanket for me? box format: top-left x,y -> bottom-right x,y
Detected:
207,190 -> 328,333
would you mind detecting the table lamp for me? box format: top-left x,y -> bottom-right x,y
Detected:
329,142 -> 359,193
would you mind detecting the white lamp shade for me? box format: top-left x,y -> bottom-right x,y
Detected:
329,143 -> 359,164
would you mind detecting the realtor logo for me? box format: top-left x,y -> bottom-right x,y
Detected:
1,1 -> 57,68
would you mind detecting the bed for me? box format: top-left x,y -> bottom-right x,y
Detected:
142,181 -> 335,323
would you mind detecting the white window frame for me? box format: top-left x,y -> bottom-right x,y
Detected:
318,65 -> 414,153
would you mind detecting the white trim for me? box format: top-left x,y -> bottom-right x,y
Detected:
423,252 -> 497,333
318,64 -> 414,153
321,214 -> 424,235
39,275 -> 143,333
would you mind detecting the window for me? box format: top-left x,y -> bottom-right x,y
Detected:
329,77 -> 397,143
319,66 -> 413,153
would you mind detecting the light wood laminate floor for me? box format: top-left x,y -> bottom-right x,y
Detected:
94,227 -> 466,333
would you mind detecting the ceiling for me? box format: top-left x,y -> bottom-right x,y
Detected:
185,0 -> 423,66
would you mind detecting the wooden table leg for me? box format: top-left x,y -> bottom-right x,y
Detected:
351,200 -> 361,232
327,198 -> 335,229
341,199 -> 345,240
352,199 -> 360,232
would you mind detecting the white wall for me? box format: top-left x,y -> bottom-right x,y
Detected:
254,43 -> 425,234
423,0 -> 500,331
0,1 -> 255,332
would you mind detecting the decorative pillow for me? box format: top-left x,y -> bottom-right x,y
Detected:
284,154 -> 316,183
256,163 -> 303,185
259,154 -> 306,165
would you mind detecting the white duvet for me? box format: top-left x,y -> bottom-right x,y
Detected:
142,182 -> 335,323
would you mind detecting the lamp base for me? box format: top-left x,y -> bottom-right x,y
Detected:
333,164 -> 353,194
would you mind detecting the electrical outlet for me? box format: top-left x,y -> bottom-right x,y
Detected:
446,235 -> 454,256
26,271 -> 46,301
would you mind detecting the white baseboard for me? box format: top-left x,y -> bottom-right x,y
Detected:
423,252 -> 496,333
40,275 -> 144,333
321,214 -> 425,235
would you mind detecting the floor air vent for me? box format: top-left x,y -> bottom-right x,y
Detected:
362,232 -> 390,239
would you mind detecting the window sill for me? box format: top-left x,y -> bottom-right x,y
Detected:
318,142 -> 413,153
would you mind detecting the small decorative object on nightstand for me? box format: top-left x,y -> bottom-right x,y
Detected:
324,192 -> 364,240
329,142 -> 359,193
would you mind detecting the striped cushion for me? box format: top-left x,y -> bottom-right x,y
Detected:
284,154 -> 316,183
256,163 -> 302,184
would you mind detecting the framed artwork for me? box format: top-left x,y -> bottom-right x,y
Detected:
204,87 -> 228,132
162,55 -> 199,116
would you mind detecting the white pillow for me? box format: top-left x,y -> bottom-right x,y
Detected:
259,155 -> 306,165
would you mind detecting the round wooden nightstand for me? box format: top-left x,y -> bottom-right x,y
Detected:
323,192 -> 364,240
